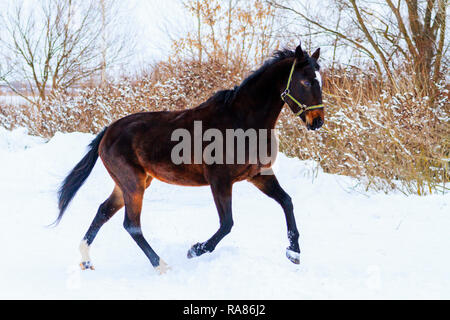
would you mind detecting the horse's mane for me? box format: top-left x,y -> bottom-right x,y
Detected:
207,48 -> 318,108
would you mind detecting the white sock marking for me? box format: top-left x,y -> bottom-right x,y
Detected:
155,259 -> 171,275
79,239 -> 91,262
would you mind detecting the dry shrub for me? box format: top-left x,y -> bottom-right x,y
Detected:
277,65 -> 449,195
0,58 -> 245,137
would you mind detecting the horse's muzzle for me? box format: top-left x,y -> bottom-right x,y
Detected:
305,108 -> 324,131
307,117 -> 324,130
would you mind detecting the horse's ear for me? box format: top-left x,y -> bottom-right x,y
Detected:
311,48 -> 320,61
295,43 -> 305,60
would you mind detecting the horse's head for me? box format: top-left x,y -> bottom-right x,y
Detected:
281,43 -> 324,131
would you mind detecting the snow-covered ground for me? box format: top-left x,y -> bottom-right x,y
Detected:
0,127 -> 448,299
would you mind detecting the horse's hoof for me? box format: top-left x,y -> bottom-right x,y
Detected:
187,242 -> 206,259
80,261 -> 95,270
286,248 -> 300,264
187,244 -> 198,259
155,259 -> 171,275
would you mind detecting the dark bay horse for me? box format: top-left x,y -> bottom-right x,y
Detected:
56,43 -> 324,274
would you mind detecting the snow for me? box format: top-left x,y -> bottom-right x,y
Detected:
0,127 -> 448,299
0,95 -> 31,106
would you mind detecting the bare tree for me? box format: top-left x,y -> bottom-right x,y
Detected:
176,0 -> 281,71
0,0 -> 130,103
269,0 -> 448,93
100,0 -> 107,87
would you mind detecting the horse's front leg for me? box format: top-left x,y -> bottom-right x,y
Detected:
248,172 -> 300,264
187,179 -> 233,258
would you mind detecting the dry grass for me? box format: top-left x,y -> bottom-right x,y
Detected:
0,59 -> 448,195
0,59 -> 245,137
278,65 -> 449,194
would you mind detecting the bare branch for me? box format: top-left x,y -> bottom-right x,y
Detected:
0,0 -> 132,101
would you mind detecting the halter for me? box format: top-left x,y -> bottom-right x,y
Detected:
281,59 -> 324,117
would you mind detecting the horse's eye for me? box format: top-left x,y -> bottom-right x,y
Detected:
301,80 -> 311,88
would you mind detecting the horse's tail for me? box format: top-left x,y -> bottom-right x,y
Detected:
53,127 -> 108,226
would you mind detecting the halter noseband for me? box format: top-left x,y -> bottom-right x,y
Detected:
281,59 -> 324,117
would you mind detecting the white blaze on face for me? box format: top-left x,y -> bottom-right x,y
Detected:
315,71 -> 322,88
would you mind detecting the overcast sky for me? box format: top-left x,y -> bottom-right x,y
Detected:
128,0 -> 191,64
0,0 -> 191,68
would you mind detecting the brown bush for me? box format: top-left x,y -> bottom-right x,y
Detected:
277,65 -> 449,195
0,59 -> 448,195
0,58 -> 245,137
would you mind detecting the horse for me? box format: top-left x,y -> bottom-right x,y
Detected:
55,42 -> 324,274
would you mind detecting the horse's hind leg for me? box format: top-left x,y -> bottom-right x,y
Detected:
119,172 -> 169,275
80,185 -> 124,270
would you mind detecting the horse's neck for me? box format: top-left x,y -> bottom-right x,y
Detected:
232,60 -> 290,129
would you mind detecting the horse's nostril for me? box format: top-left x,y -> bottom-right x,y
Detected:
307,117 -> 324,130
312,117 -> 323,129
311,118 -> 320,129
317,118 -> 323,127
